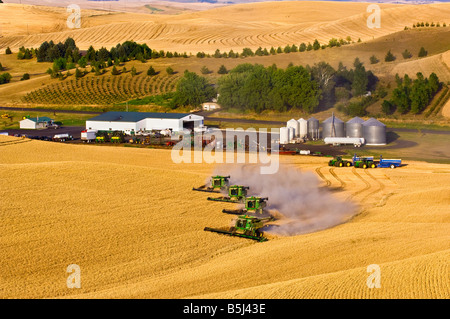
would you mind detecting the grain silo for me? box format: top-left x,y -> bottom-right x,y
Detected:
346,116 -> 364,138
279,127 -> 289,144
287,119 -> 299,137
298,118 -> 308,139
307,117 -> 320,140
288,126 -> 294,142
322,114 -> 345,138
362,118 -> 386,145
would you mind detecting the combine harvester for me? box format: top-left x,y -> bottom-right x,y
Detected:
204,215 -> 274,242
207,185 -> 249,203
222,196 -> 269,216
192,175 -> 230,193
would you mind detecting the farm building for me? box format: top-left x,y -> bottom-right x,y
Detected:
19,116 -> 54,129
85,111 -> 204,134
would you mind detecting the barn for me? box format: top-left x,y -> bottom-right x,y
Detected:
19,116 -> 54,129
85,111 -> 204,134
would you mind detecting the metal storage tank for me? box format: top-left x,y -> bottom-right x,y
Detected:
298,118 -> 308,138
362,118 -> 386,145
288,127 -> 294,142
307,117 -> 320,140
287,119 -> 299,137
346,116 -> 364,138
322,114 -> 345,138
279,127 -> 289,144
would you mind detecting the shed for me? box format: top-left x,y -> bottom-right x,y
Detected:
19,116 -> 54,129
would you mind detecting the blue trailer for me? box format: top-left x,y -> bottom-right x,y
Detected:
377,156 -> 402,169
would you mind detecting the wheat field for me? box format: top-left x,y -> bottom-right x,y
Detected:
0,135 -> 448,298
2,2 -> 450,54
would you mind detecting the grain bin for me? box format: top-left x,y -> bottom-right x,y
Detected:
287,119 -> 299,137
307,117 -> 320,140
279,127 -> 289,144
362,118 -> 386,145
298,118 -> 308,138
322,114 -> 345,138
346,116 -> 364,138
288,127 -> 294,142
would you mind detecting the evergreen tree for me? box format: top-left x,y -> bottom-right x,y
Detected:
217,65 -> 228,74
385,50 -> 396,62
418,47 -> 428,57
147,65 -> 157,76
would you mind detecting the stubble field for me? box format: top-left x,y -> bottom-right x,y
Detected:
0,135 -> 448,298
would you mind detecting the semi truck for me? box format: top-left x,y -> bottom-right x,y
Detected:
81,130 -> 97,143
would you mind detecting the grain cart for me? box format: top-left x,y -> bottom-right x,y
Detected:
222,196 -> 268,216
207,185 -> 249,203
204,215 -> 274,242
328,156 -> 352,167
192,175 -> 230,193
377,155 -> 402,169
352,154 -> 376,169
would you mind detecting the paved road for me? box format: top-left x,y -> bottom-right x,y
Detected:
0,106 -> 102,115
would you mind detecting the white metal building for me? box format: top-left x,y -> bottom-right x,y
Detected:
202,102 -> 221,111
20,116 -> 54,129
85,111 -> 204,134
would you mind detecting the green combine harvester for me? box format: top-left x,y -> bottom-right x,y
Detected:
204,215 -> 274,242
192,175 -> 230,193
328,156 -> 352,167
222,196 -> 268,216
207,185 -> 249,203
352,154 -> 377,169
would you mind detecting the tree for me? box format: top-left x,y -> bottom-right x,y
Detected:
171,71 -> 216,108
111,66 -> 120,75
217,65 -> 228,74
78,56 -> 87,68
0,62 -> 3,71
131,66 -> 137,77
385,50 -> 396,62
200,66 -> 211,74
5,47 -> 12,55
418,47 -> 428,57
299,43 -> 306,52
147,65 -> 157,76
381,100 -> 394,115
369,55 -> 378,64
166,66 -> 174,75
351,58 -> 369,96
312,39 -> 320,50
75,68 -> 83,79
401,49 -> 412,59
20,73 -> 30,81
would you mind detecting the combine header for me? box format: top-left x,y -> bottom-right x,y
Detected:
207,185 -> 249,203
192,175 -> 230,193
222,196 -> 269,216
204,215 -> 274,242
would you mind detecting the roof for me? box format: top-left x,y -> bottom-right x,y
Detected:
347,116 -> 365,124
323,115 -> 343,123
87,111 -> 193,123
363,117 -> 386,127
22,117 -> 53,123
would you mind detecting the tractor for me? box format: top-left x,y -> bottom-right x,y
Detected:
192,175 -> 230,193
1,113 -> 12,119
204,215 -> 274,242
207,185 -> 249,203
352,154 -> 376,169
328,156 -> 352,167
222,196 -> 268,216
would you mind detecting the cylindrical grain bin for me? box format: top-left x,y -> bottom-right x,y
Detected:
322,115 -> 345,138
288,126 -> 294,142
345,116 -> 364,138
307,117 -> 320,140
362,118 -> 386,145
298,118 -> 308,139
287,119 -> 299,137
279,127 -> 289,144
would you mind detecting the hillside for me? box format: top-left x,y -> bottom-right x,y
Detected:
1,2 -> 450,54
0,135 -> 448,298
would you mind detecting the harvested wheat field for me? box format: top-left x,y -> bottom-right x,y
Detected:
0,135 -> 448,299
2,2 -> 450,54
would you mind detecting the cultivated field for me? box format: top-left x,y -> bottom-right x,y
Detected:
0,135 -> 448,298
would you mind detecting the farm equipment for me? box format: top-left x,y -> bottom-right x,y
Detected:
352,154 -> 376,169
52,133 -> 73,142
204,215 -> 274,242
81,130 -> 97,143
377,155 -> 402,169
207,185 -> 249,203
222,196 -> 268,216
328,156 -> 352,167
192,175 -> 230,193
1,113 -> 11,119
95,136 -> 106,143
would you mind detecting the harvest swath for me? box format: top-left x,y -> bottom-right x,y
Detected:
21,73 -> 180,106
